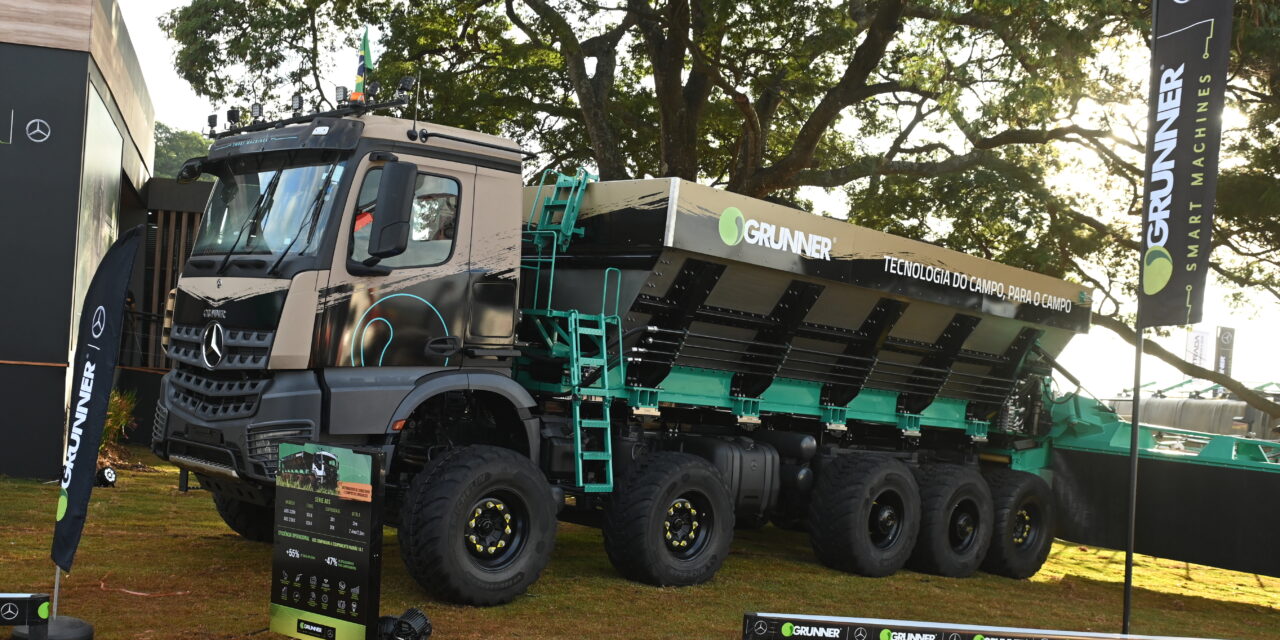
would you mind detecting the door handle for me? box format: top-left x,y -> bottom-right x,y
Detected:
424,335 -> 463,357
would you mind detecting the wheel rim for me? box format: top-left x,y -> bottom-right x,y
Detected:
662,494 -> 712,559
1011,503 -> 1041,550
464,492 -> 527,570
947,498 -> 981,553
868,489 -> 906,549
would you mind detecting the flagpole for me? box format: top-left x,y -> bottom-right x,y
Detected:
1123,330 -> 1143,634
52,567 -> 60,620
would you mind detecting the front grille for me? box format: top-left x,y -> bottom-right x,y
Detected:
246,424 -> 314,477
152,402 -> 169,444
167,368 -> 270,420
168,323 -> 275,371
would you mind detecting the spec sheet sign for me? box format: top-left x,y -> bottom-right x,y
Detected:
741,614 -> 1218,640
271,442 -> 383,640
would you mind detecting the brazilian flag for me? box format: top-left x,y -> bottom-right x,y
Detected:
352,27 -> 374,101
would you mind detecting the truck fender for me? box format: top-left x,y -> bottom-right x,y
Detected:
387,370 -> 540,462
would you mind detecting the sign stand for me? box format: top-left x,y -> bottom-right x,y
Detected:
270,442 -> 384,640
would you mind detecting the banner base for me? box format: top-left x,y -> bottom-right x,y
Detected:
13,616 -> 94,640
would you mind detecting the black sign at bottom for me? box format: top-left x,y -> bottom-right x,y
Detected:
742,613 -> 1215,640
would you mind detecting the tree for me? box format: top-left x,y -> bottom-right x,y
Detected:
161,0 -> 1280,415
153,122 -> 212,179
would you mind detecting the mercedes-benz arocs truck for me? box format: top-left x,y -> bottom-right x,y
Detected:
151,101 -> 1280,606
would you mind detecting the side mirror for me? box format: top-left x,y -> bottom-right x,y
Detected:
176,156 -> 206,184
366,161 -> 417,260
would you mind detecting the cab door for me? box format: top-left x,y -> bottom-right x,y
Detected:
320,152 -> 475,369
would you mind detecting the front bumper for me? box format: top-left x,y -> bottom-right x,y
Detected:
152,369 -> 323,484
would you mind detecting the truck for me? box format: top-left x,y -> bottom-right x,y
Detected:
152,97 -> 1280,606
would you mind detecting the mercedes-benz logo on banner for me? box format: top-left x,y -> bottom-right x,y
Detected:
90,305 -> 107,338
853,628 -> 868,640
201,322 -> 225,369
0,602 -> 18,621
753,620 -> 769,636
25,118 -> 50,143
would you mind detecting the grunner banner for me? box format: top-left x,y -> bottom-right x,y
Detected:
741,613 -> 1214,640
51,226 -> 142,573
1137,0 -> 1234,328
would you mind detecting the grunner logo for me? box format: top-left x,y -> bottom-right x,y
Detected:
781,622 -> 841,638
718,206 -> 833,260
879,631 -> 937,640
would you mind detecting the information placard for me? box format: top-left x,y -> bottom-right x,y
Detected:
271,442 -> 383,640
742,614 -> 1214,640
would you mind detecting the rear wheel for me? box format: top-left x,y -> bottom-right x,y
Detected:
982,468 -> 1055,578
211,490 -> 274,542
808,454 -> 920,577
398,446 -> 557,606
908,464 -> 993,577
603,452 -> 735,586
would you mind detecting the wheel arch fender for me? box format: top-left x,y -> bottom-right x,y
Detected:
387,370 -> 540,462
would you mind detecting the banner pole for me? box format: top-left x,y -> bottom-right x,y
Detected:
1123,330 -> 1144,634
52,566 -> 60,620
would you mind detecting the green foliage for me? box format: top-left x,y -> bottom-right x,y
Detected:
101,389 -> 137,455
153,122 -> 211,179
156,1 -> 1280,316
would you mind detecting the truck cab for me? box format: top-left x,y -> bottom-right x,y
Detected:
154,113 -> 533,506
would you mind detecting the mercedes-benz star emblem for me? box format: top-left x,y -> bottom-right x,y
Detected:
854,627 -> 868,640
753,620 -> 769,636
25,118 -> 50,143
90,305 -> 107,338
0,602 -> 18,621
201,322 -> 226,369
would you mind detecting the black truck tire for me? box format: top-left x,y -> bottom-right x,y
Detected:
808,454 -> 920,577
907,464 -> 993,577
981,468 -> 1056,578
398,445 -> 557,606
211,491 -> 274,542
603,452 -> 735,586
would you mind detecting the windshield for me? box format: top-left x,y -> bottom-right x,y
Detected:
192,153 -> 345,264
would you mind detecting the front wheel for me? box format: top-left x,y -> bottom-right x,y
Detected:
603,452 -> 735,586
398,446 -> 557,606
211,490 -> 274,542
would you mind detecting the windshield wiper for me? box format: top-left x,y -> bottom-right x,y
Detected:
216,167 -> 285,275
268,163 -> 338,275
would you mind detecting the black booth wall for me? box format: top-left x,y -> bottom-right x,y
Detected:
0,43 -> 94,479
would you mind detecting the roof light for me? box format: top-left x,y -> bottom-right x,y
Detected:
335,86 -> 349,105
226,108 -> 240,127
291,94 -> 303,117
250,103 -> 263,120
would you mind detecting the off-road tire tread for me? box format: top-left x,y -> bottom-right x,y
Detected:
398,445 -> 556,606
982,468 -> 1055,579
808,454 -> 920,577
211,491 -> 274,542
907,464 -> 993,577
603,452 -> 735,586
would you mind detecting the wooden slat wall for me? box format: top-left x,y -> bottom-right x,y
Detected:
136,211 -> 201,369
0,0 -> 91,52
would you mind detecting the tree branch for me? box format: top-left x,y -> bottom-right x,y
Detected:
1092,313 -> 1280,418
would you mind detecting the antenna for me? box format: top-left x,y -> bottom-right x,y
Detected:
406,71 -> 423,141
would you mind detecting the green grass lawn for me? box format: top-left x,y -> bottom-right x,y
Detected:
1,448 -> 1276,639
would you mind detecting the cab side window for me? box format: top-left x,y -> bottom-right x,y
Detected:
350,167 -> 460,269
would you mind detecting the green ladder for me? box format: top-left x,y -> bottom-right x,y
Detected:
564,268 -> 625,492
525,168 -> 597,253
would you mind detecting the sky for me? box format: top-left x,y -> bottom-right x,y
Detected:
117,1 -> 1279,399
